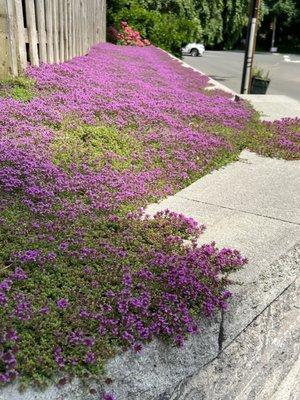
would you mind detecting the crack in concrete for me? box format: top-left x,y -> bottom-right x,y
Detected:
218,309 -> 225,354
177,195 -> 300,226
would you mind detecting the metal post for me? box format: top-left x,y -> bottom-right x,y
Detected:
270,16 -> 277,52
240,0 -> 261,94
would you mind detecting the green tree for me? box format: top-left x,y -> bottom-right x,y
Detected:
194,0 -> 223,46
194,0 -> 250,49
265,0 -> 297,22
262,0 -> 297,50
221,0 -> 250,49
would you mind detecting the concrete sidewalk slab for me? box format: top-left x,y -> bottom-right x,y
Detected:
240,94 -> 300,121
172,150 -> 300,224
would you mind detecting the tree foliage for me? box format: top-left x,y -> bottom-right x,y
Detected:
107,0 -> 201,55
107,0 -> 299,53
265,0 -> 297,21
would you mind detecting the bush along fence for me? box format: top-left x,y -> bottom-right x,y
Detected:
0,0 -> 106,77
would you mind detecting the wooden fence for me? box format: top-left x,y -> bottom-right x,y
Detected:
2,0 -> 106,76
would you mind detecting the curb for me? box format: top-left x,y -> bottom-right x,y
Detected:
160,48 -> 238,96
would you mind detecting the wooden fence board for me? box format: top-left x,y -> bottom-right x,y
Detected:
25,0 -> 39,66
52,0 -> 59,63
75,0 -> 78,55
59,0 -> 64,61
36,0 -> 47,63
71,0 -> 76,57
5,0 -> 18,75
64,0 -> 69,60
79,0 -> 83,55
14,0 -> 27,69
45,0 -> 53,63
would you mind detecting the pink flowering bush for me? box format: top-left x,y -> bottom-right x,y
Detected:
108,21 -> 151,47
0,43 -> 299,388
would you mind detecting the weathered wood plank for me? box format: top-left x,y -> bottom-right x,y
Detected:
52,0 -> 59,62
81,0 -> 84,52
14,0 -> 27,69
58,0 -> 64,61
25,0 -> 39,66
79,0 -> 83,54
36,0 -> 47,63
65,0 -> 70,60
99,0 -> 105,42
5,0 -> 18,75
71,0 -> 76,57
77,0 -> 82,55
45,0 -> 53,63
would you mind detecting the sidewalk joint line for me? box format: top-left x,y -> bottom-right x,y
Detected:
177,195 -> 300,226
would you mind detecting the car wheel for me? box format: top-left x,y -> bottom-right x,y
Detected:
190,48 -> 199,57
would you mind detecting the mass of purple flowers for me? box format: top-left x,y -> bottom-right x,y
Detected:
0,43 -> 299,387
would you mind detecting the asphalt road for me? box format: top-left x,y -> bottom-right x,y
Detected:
183,51 -> 300,101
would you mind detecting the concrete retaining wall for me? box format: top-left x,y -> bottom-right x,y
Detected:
1,245 -> 299,400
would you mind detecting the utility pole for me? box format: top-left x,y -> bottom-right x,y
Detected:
240,0 -> 261,94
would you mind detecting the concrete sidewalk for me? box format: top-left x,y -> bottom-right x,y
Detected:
240,94 -> 300,121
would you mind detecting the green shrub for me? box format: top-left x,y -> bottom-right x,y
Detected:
108,1 -> 201,56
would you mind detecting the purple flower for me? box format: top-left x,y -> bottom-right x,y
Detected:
0,278 -> 13,292
56,298 -> 69,309
53,346 -> 65,368
39,305 -> 50,314
12,267 -> 28,281
102,394 -> 116,400
5,329 -> 18,341
85,351 -> 96,364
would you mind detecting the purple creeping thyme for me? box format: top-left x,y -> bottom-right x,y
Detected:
102,394 -> 116,400
56,298 -> 69,309
0,43 -> 297,386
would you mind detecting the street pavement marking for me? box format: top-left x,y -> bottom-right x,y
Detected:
283,55 -> 300,63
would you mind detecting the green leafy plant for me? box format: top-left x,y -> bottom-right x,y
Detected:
252,66 -> 270,80
0,76 -> 35,101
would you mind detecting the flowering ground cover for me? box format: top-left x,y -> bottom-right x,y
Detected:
0,43 -> 299,390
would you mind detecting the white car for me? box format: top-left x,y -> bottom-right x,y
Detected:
181,43 -> 205,57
